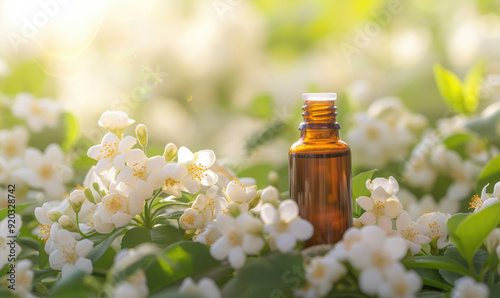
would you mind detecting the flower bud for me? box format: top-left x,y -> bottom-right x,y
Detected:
267,171 -> 279,187
68,190 -> 86,213
59,215 -> 78,232
135,124 -> 148,148
260,186 -> 279,206
48,210 -> 62,222
164,143 -> 178,162
83,188 -> 95,204
92,182 -> 100,193
228,202 -> 241,218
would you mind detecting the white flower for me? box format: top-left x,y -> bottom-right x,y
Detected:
0,157 -> 24,185
87,133 -> 137,175
35,202 -> 59,244
177,146 -> 218,188
302,257 -> 346,297
260,200 -> 313,253
179,277 -> 221,298
111,248 -> 151,298
19,144 -> 73,199
156,162 -> 198,197
194,222 -> 222,245
349,226 -> 407,273
260,185 -> 279,205
377,263 -> 422,298
394,211 -> 430,255
356,177 -> 403,233
12,93 -> 60,132
48,229 -> 93,276
0,215 -> 22,269
113,270 -> 148,298
98,110 -> 135,137
210,213 -> 264,269
403,154 -> 437,190
471,183 -> 500,213
416,211 -> 451,249
93,181 -> 153,234
348,113 -> 392,168
111,244 -> 158,273
224,180 -> 257,204
0,126 -> 29,159
328,227 -> 363,261
0,259 -> 34,298
485,228 -> 500,254
451,276 -> 489,298
114,149 -> 165,187
180,186 -> 227,230
366,177 -> 399,196
402,193 -> 458,221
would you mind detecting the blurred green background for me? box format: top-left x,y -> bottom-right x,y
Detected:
1,0 -> 500,193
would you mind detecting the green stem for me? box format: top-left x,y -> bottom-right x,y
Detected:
75,213 -> 97,238
468,259 -> 480,281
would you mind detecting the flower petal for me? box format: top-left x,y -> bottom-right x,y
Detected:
275,233 -> 297,253
278,200 -> 299,223
118,136 -> 137,152
75,239 -> 93,257
289,218 -> 314,241
228,247 -> 246,269
210,237 -> 231,260
356,196 -> 373,211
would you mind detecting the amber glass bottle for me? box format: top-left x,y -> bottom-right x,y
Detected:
289,93 -> 352,247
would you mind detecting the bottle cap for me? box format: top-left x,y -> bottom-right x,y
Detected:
302,93 -> 337,101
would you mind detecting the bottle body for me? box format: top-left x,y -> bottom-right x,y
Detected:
289,94 -> 352,246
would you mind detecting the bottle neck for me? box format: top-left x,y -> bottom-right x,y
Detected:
299,99 -> 340,141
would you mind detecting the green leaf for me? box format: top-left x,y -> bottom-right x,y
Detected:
222,252 -> 305,298
352,169 -> 377,217
61,112 -> 79,150
434,64 -> 466,114
151,225 -> 184,249
447,213 -> 470,235
476,154 -> 500,194
121,227 -> 152,249
50,270 -> 96,298
86,225 -> 128,263
0,61 -> 50,96
465,109 -> 500,147
146,241 -> 222,292
463,61 -> 485,114
16,237 -> 40,250
39,242 -> 49,269
402,256 -> 469,276
449,203 -> 500,262
0,287 -> 17,298
250,93 -> 274,119
352,169 -> 377,199
122,225 -> 184,249
442,133 -> 474,159
412,268 -> 452,291
439,245 -> 489,284
0,201 -> 34,221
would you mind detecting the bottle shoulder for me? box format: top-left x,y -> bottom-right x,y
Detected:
289,139 -> 350,155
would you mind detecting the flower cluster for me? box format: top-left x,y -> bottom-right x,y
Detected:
0,93 -> 72,203
348,97 -> 427,168
297,225 -> 421,298
356,177 -> 451,255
